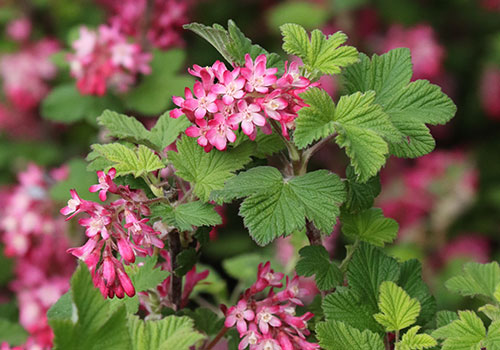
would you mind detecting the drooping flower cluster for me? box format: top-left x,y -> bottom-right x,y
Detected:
170,54 -> 314,151
382,24 -> 445,80
62,168 -> 164,298
224,262 -> 319,350
67,25 -> 152,96
0,164 -> 75,350
0,39 -> 59,111
99,0 -> 192,49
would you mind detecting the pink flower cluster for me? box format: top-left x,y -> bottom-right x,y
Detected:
68,25 -> 151,96
382,24 -> 445,80
224,262 -> 318,350
0,39 -> 58,111
99,0 -> 192,49
0,164 -> 75,350
170,54 -> 314,151
62,168 -> 164,298
480,66 -> 500,120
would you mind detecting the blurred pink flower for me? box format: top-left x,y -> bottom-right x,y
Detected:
480,66 -> 500,119
6,17 -> 32,42
439,234 -> 490,264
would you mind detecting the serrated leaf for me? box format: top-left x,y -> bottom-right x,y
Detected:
152,202 -> 222,231
432,310 -> 486,350
183,22 -> 233,63
254,131 -> 287,158
214,167 -> 345,245
479,304 -> 500,321
150,113 -> 191,151
174,248 -> 198,277
296,246 -> 342,291
347,243 -> 400,312
128,315 -> 202,350
445,261 -> 500,300
129,256 -> 169,292
90,143 -> 164,177
341,208 -> 398,247
344,165 -> 381,213
323,287 -> 384,333
374,281 -> 421,332
182,308 -> 224,336
97,110 -> 150,146
485,320 -> 500,350
280,24 -> 358,75
316,320 -> 385,350
399,326 -> 437,350
168,136 -> 253,202
436,310 -> 459,328
49,264 -> 131,350
342,48 -> 456,158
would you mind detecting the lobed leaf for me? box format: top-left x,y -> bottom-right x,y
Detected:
296,246 -> 343,291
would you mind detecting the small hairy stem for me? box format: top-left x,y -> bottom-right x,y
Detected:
339,239 -> 360,273
303,134 -> 336,165
177,187 -> 193,205
305,220 -> 323,246
168,229 -> 183,310
395,330 -> 400,349
205,327 -> 229,350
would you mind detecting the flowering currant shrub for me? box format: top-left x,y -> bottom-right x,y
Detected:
4,19 -> 499,350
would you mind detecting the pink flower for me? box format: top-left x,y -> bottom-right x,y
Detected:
211,68 -> 246,105
229,100 -> 266,137
89,168 -> 118,201
258,90 -> 288,121
255,339 -> 282,350
183,81 -> 218,119
252,261 -> 284,293
276,61 -> 310,90
241,54 -> 278,93
78,210 -> 112,239
239,324 -> 261,350
206,114 -> 237,151
60,189 -> 88,219
225,300 -> 255,333
6,17 -> 32,42
181,267 -> 209,308
186,118 -> 211,149
256,306 -> 282,334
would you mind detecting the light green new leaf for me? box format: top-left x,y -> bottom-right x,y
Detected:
153,202 -> 222,231
98,110 -> 150,145
322,287 -> 384,333
214,166 -> 345,245
150,113 -> 191,151
485,320 -> 500,350
446,261 -> 500,300
342,48 -> 456,158
168,136 -> 253,202
128,315 -> 203,350
89,143 -> 164,177
340,207 -> 398,247
296,246 -> 342,291
432,310 -> 486,350
316,320 -> 385,350
280,23 -> 358,75
398,326 -> 437,350
373,281 -> 421,332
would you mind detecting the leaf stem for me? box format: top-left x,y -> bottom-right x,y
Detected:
205,327 -> 229,350
303,133 -> 335,165
339,239 -> 360,273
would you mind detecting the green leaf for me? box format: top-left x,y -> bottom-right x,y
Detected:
280,24 -> 358,75
485,320 -> 500,350
316,320 -> 385,350
397,259 -> 436,326
215,167 -> 345,245
174,248 -> 198,277
436,311 -> 458,328
343,165 -> 381,213
445,261 -> 500,300
296,245 -> 342,291
222,253 -> 267,288
0,319 -> 28,346
398,326 -> 437,350
47,292 -> 74,321
128,256 -> 169,292
98,110 -> 150,144
125,49 -> 194,115
432,310 -> 486,350
128,315 -> 203,350
479,304 -> 500,321
182,308 -> 224,336
168,136 -> 253,202
373,281 -> 421,332
323,287 -> 384,333
90,143 -> 164,177
342,48 -> 456,158
49,264 -> 131,350
254,131 -> 287,158
347,243 -> 400,312
150,113 -> 191,151
267,2 -> 329,32
153,202 -> 222,231
185,21 -> 282,68
42,84 -> 123,123
341,208 -> 398,247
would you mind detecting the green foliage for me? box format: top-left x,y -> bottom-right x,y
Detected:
445,261 -> 500,300
41,84 -> 123,123
343,166 -> 381,213
222,253 -> 267,288
125,50 -> 194,115
88,143 -> 164,177
184,20 -> 282,67
432,311 -> 486,350
182,308 -> 224,336
373,281 -> 421,332
152,202 -> 222,231
127,256 -> 169,293
214,166 -> 345,245
398,326 -> 437,350
316,320 -> 385,350
49,158 -> 99,202
0,319 -> 28,346
295,245 -> 343,291
168,136 -> 253,202
280,23 -> 358,76
127,315 -> 203,350
342,48 -> 456,158
174,248 -> 198,277
340,208 -> 398,247
49,264 -> 132,350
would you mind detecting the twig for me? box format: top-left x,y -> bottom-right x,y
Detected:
302,133 -> 335,164
168,229 -> 183,310
205,327 -> 229,350
305,220 -> 323,246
